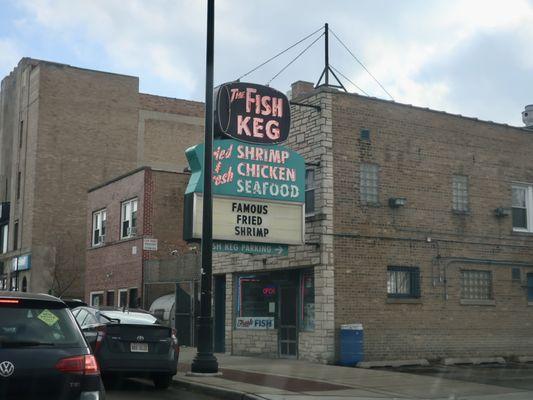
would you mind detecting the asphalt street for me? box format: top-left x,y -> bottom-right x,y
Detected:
391,362 -> 533,391
105,377 -> 221,400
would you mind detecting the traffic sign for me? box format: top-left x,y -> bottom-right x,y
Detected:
213,240 -> 288,256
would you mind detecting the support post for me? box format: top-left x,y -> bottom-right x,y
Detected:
191,0 -> 218,374
324,22 -> 329,86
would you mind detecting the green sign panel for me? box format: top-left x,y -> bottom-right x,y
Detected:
185,139 -> 305,203
213,240 -> 288,256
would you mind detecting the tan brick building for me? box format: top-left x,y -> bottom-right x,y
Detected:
213,82 -> 533,363
85,167 -> 192,309
0,58 -> 203,297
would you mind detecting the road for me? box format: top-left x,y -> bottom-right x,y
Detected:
391,362 -> 533,391
105,377 -> 221,400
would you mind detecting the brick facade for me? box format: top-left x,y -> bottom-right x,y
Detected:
85,167 -> 191,308
0,58 -> 203,297
213,85 -> 533,364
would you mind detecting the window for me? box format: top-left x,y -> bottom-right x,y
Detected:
512,185 -> 531,231
13,221 -> 18,250
121,198 -> 138,238
360,128 -> 370,141
301,271 -> 314,331
128,288 -> 139,308
92,209 -> 107,246
305,168 -> 315,215
236,275 -> 277,319
19,121 -> 23,148
0,224 -> 7,254
16,171 -> 21,200
90,291 -> 104,307
453,175 -> 469,212
387,266 -> 420,298
118,289 -> 128,308
106,290 -> 115,306
461,270 -> 492,300
360,163 -> 379,204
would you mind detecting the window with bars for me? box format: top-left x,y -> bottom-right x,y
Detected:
360,163 -> 379,205
387,266 -> 420,298
453,175 -> 469,212
461,270 -> 492,300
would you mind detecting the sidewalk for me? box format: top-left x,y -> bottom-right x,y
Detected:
173,347 -> 533,400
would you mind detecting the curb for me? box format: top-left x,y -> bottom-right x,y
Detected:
173,377 -> 265,400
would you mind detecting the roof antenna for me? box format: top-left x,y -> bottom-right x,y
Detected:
315,23 -> 346,91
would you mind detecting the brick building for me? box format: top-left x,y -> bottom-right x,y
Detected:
0,58 -> 203,297
85,167 -> 193,309
212,81 -> 533,363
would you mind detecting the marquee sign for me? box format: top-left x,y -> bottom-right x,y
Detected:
185,139 -> 305,203
215,82 -> 290,145
186,194 -> 304,245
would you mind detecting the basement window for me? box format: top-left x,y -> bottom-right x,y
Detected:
387,266 -> 420,298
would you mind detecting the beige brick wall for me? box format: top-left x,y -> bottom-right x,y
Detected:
332,91 -> 533,361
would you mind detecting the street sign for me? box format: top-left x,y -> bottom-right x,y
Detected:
214,82 -> 290,145
143,238 -> 158,251
213,240 -> 288,256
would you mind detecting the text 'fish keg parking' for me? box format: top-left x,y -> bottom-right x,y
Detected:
212,143 -> 300,200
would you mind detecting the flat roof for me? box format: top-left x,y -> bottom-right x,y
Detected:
88,166 -> 190,193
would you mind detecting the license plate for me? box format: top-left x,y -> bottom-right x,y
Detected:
130,342 -> 148,352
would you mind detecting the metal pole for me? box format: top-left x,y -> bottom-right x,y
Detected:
325,23 -> 329,86
191,0 -> 218,374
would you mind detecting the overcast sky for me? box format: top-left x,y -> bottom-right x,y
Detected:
1,0 -> 532,126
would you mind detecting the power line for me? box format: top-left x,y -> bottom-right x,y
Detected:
330,65 -> 370,96
236,25 -> 324,82
267,32 -> 324,86
330,28 -> 395,101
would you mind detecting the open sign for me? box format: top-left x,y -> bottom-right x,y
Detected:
262,286 -> 276,296
215,82 -> 291,145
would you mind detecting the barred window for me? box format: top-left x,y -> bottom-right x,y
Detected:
453,175 -> 469,212
387,267 -> 420,298
360,163 -> 379,204
461,270 -> 492,300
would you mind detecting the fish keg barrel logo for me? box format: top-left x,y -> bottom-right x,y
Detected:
215,82 -> 291,145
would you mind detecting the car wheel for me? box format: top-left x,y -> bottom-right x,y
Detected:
152,374 -> 173,390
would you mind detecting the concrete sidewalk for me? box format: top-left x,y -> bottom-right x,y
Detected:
173,347 -> 533,400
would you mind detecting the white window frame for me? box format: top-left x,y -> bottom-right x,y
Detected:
118,288 -> 128,308
89,291 -> 104,307
512,184 -> 532,232
305,168 -> 316,216
92,209 -> 107,247
1,224 -> 7,254
121,198 -> 138,239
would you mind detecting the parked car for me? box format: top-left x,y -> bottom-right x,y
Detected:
0,291 -> 105,400
61,299 -> 88,309
72,306 -> 179,389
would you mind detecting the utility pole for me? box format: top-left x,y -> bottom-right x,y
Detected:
191,0 -> 218,374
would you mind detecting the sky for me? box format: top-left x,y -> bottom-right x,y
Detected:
0,0 -> 532,126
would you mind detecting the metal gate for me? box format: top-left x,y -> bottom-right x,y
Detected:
175,280 -> 199,347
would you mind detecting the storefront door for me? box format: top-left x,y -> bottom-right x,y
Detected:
279,286 -> 298,358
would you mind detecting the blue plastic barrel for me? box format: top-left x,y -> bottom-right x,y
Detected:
339,323 -> 364,366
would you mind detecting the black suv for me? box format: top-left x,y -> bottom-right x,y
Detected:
0,292 -> 105,400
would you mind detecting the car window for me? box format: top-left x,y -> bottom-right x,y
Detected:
0,304 -> 86,347
75,309 -> 88,326
101,310 -> 159,325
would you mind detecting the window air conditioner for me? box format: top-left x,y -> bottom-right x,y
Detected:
99,235 -> 105,244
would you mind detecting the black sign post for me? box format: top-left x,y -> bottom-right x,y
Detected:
191,0 -> 218,374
